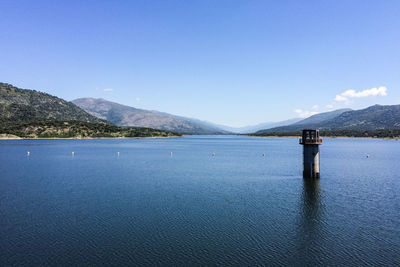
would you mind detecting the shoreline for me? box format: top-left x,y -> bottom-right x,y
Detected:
0,136 -> 180,140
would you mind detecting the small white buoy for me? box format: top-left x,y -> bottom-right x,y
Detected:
72,152 -> 75,156
27,151 -> 30,156
117,152 -> 120,157
212,152 -> 215,157
366,154 -> 370,158
170,152 -> 173,156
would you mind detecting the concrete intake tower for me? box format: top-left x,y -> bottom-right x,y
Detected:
299,129 -> 322,178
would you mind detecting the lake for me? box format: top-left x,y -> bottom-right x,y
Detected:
0,136 -> 399,266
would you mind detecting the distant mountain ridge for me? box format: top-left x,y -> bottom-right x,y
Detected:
72,98 -> 228,135
256,105 -> 400,134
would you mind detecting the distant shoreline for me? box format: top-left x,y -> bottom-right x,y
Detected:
244,135 -> 400,140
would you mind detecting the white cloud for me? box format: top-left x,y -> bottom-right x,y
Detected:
136,97 -> 141,102
334,94 -> 348,102
326,104 -> 333,109
103,88 -> 114,92
334,86 -> 387,103
312,105 -> 319,110
342,86 -> 387,98
294,109 -> 319,118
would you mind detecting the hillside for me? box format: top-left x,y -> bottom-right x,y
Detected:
0,83 -> 104,123
72,98 -> 228,135
255,104 -> 400,134
318,104 -> 400,130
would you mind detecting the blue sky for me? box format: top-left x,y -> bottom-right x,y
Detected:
1,0 -> 399,127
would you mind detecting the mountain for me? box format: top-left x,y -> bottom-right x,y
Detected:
291,108 -> 352,125
256,105 -> 400,134
215,118 -> 303,134
0,83 -> 179,138
72,98 -> 228,135
0,82 -> 103,123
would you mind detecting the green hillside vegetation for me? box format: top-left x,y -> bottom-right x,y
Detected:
0,120 -> 180,138
0,82 -> 104,123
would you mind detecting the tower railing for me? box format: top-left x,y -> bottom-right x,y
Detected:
299,137 -> 322,145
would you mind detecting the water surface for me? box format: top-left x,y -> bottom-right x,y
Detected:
1,136 -> 399,265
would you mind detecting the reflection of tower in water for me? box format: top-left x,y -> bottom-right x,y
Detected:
302,179 -> 322,219
291,179 -> 325,265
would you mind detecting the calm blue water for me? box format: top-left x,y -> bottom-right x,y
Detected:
0,136 -> 399,266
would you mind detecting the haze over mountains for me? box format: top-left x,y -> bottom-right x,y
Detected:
215,118 -> 302,134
